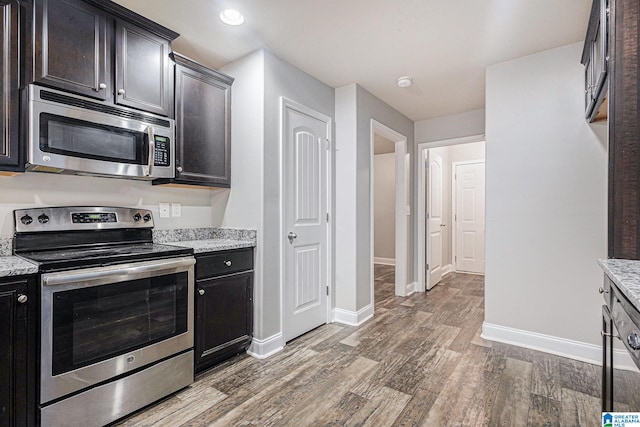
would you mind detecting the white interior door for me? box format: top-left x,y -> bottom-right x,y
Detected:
427,151 -> 443,289
284,102 -> 329,342
455,162 -> 485,274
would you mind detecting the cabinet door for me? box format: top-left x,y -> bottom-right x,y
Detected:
0,0 -> 20,171
33,0 -> 110,100
0,280 -> 28,427
195,272 -> 252,371
174,62 -> 232,186
115,19 -> 172,116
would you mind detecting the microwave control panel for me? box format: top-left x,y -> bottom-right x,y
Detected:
153,136 -> 170,167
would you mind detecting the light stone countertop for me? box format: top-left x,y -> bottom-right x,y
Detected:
168,239 -> 255,254
0,256 -> 39,278
599,259 -> 640,311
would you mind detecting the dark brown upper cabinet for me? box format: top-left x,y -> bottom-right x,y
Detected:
154,53 -> 233,188
0,0 -> 22,173
115,18 -> 172,116
29,0 -> 177,116
33,0 -> 110,100
582,0 -> 609,122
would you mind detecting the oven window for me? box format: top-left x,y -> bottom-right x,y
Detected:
40,113 -> 146,164
51,272 -> 188,376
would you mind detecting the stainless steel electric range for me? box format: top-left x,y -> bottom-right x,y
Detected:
14,206 -> 195,427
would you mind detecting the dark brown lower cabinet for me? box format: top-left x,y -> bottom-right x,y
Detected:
195,249 -> 253,373
0,276 -> 36,427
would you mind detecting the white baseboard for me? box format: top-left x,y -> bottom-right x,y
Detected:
442,264 -> 453,276
333,304 -> 374,326
374,257 -> 395,266
246,333 -> 284,359
482,322 -> 639,372
405,281 -> 417,296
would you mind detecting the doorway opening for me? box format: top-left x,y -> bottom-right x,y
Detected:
416,135 -> 486,292
370,120 -> 409,300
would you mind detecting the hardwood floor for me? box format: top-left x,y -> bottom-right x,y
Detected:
116,265 -> 639,426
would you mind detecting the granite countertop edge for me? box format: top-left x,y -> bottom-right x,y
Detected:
168,239 -> 256,254
599,258 -> 640,311
0,256 -> 39,278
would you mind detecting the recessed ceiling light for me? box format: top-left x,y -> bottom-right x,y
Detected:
397,76 -> 412,88
220,9 -> 245,26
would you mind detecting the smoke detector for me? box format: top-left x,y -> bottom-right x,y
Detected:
397,76 -> 412,88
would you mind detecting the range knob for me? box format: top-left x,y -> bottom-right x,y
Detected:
20,215 -> 33,225
38,214 -> 49,224
133,213 -> 142,222
143,213 -> 151,222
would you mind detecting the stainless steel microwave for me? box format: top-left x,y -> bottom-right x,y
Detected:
25,84 -> 175,180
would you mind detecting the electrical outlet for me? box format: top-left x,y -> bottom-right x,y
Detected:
159,203 -> 170,218
171,203 -> 182,217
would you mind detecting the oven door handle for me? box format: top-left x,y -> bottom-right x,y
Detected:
42,256 -> 195,288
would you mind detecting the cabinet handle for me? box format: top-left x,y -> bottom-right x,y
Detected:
177,166 -> 183,173
198,289 -> 205,296
224,260 -> 232,267
599,287 -> 609,294
602,330 -> 619,339
118,89 -> 125,95
98,83 -> 107,90
17,294 -> 27,304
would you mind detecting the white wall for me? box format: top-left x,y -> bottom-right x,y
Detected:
219,50 -> 266,340
415,109 -> 485,143
484,43 -> 608,356
373,153 -> 396,261
335,85 -> 358,311
0,172 -> 220,237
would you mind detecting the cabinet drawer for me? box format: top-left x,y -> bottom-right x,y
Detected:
196,248 -> 253,279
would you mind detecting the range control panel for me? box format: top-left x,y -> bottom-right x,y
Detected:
14,207 -> 154,233
72,212 -> 117,224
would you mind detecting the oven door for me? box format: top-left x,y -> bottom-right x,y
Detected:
40,256 -> 195,404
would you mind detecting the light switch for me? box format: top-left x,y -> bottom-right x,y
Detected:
171,203 -> 182,217
159,203 -> 170,218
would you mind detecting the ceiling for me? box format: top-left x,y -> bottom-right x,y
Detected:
114,0 -> 591,122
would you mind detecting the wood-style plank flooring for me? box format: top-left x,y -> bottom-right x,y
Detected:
116,265 -> 640,426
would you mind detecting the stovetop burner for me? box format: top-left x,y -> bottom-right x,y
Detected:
13,206 -> 193,271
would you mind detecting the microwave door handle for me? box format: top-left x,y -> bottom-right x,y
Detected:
147,126 -> 155,177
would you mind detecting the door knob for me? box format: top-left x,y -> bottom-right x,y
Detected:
288,232 -> 297,244
17,294 -> 27,304
198,289 -> 205,296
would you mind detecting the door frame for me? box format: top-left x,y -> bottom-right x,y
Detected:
279,97 -> 333,343
452,160 -> 486,274
370,119 -> 409,297
416,134 -> 484,292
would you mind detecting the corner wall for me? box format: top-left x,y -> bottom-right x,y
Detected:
484,42 -> 608,362
221,49 -> 335,354
334,84 -> 414,315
